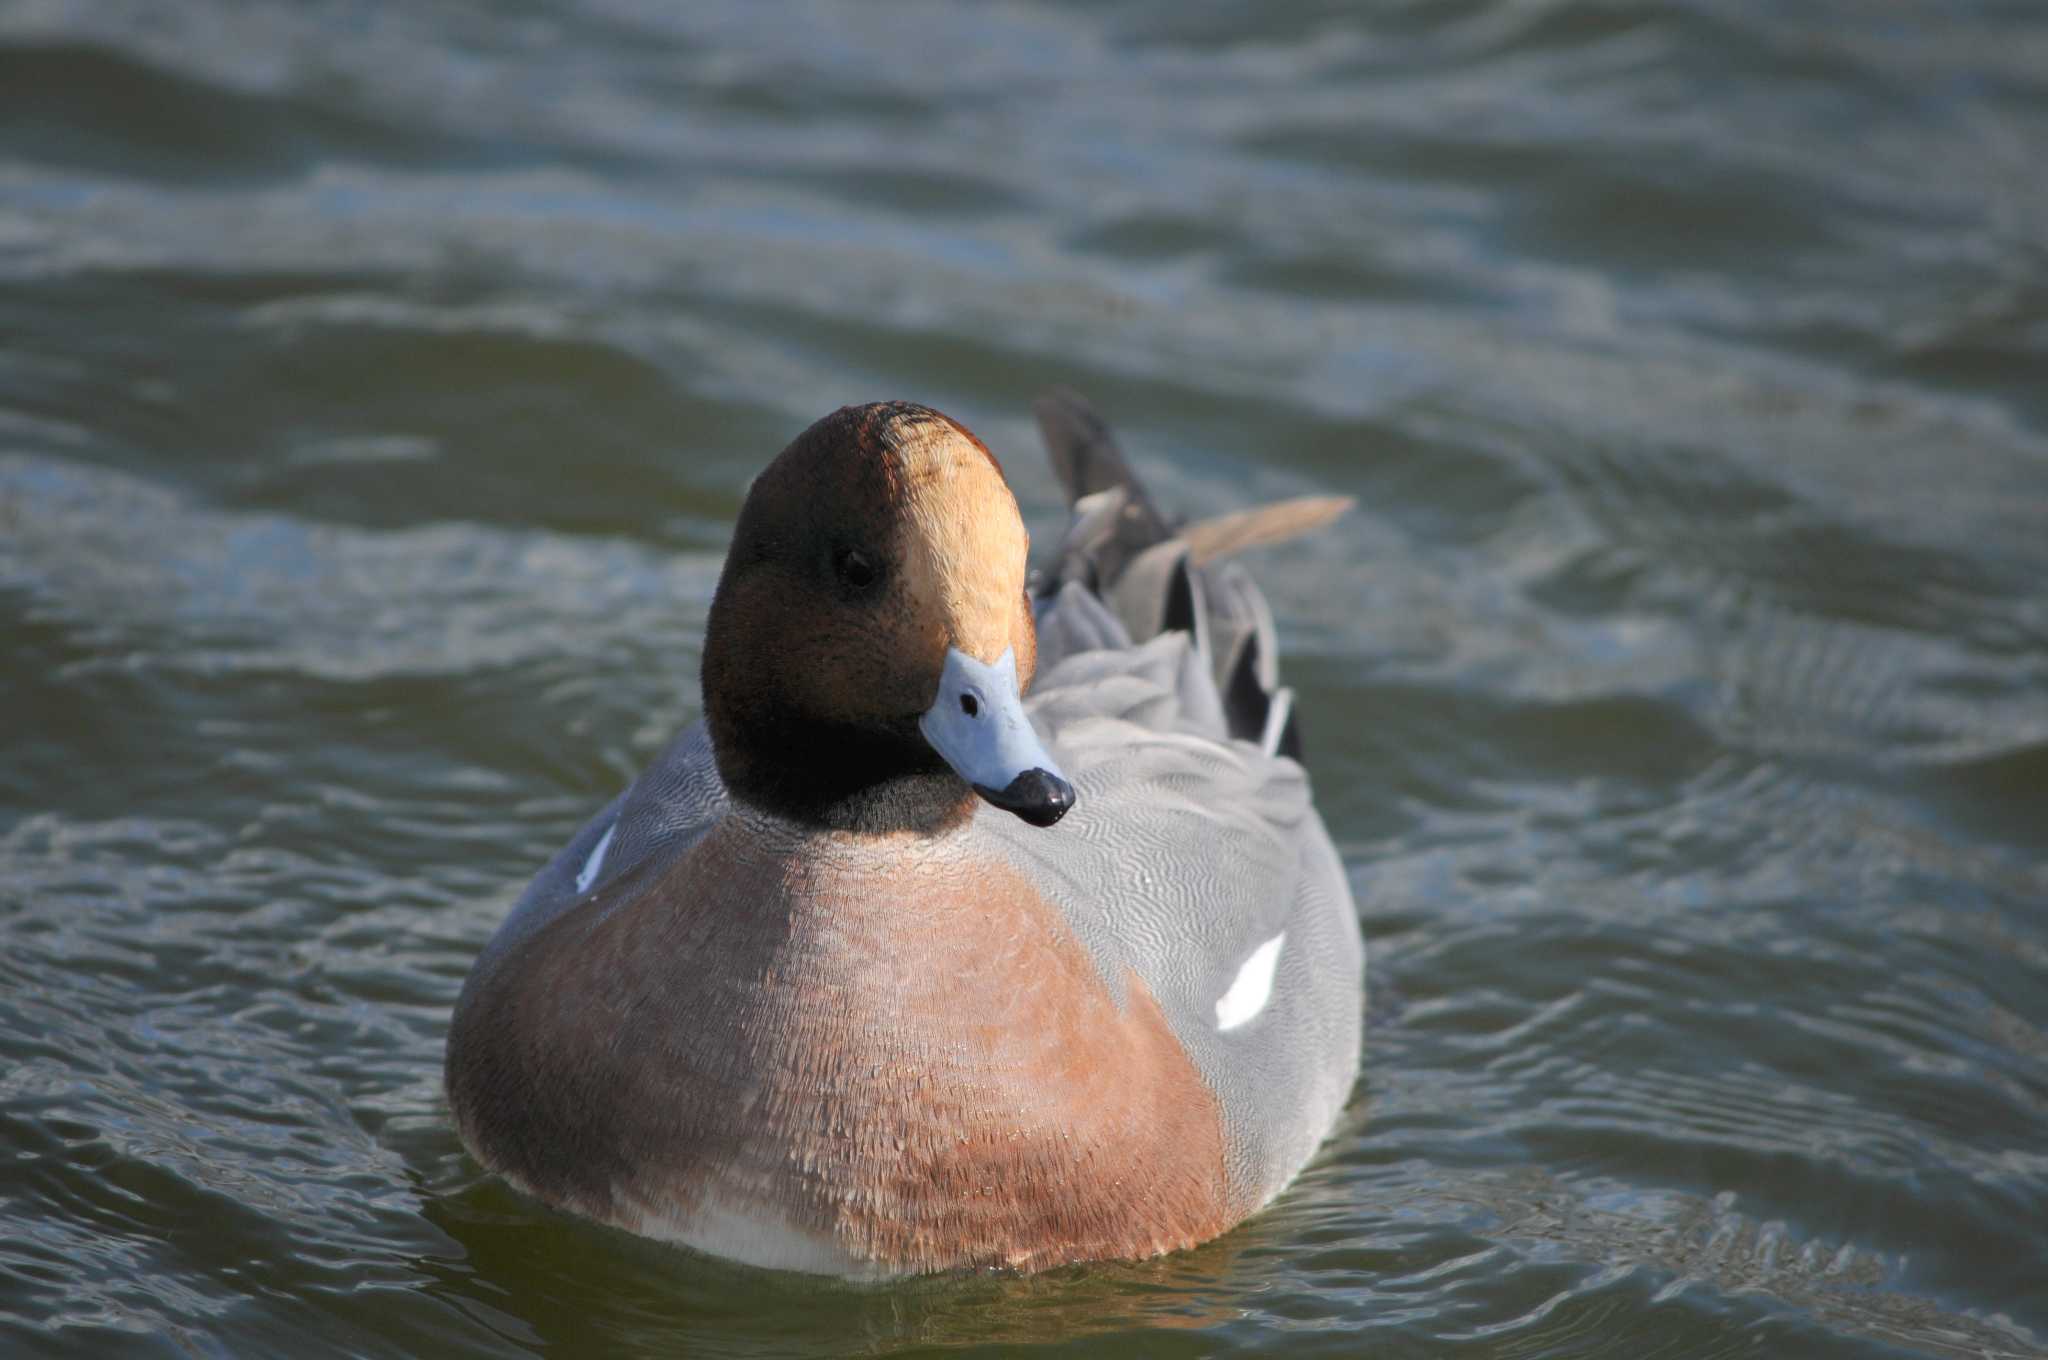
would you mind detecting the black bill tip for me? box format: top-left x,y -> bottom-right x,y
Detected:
974,767 -> 1076,828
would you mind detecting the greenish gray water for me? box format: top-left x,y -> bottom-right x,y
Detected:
3,0 -> 2046,1355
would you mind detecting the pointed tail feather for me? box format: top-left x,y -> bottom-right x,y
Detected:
1182,495 -> 1355,565
1032,390 -> 1346,760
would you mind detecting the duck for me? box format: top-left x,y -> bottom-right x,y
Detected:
445,391 -> 1364,1277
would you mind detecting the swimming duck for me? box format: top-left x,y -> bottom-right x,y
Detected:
445,392 -> 1364,1276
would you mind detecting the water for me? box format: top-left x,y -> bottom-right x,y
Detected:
3,0 -> 2046,1355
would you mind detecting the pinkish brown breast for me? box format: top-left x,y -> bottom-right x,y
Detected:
445,813 -> 1238,1275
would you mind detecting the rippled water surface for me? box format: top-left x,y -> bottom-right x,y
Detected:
4,1 -> 2047,1355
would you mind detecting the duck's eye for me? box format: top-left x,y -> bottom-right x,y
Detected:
833,546 -> 879,593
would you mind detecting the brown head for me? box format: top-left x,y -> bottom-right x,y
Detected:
700,402 -> 1074,835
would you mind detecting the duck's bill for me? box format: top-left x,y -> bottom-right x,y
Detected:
919,647 -> 1075,828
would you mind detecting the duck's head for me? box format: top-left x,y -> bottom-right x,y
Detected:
701,402 -> 1074,836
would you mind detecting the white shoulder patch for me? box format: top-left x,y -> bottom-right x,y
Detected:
574,823 -> 617,894
1215,931 -> 1286,1032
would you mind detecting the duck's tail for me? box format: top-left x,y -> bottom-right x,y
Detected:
1030,388 -> 1350,761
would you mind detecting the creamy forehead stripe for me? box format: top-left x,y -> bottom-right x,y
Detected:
1215,932 -> 1286,1032
891,419 -> 1028,665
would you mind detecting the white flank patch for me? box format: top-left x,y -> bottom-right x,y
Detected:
1215,931 -> 1286,1032
574,823 -> 616,894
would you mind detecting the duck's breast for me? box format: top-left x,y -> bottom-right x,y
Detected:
447,815 -> 1246,1275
